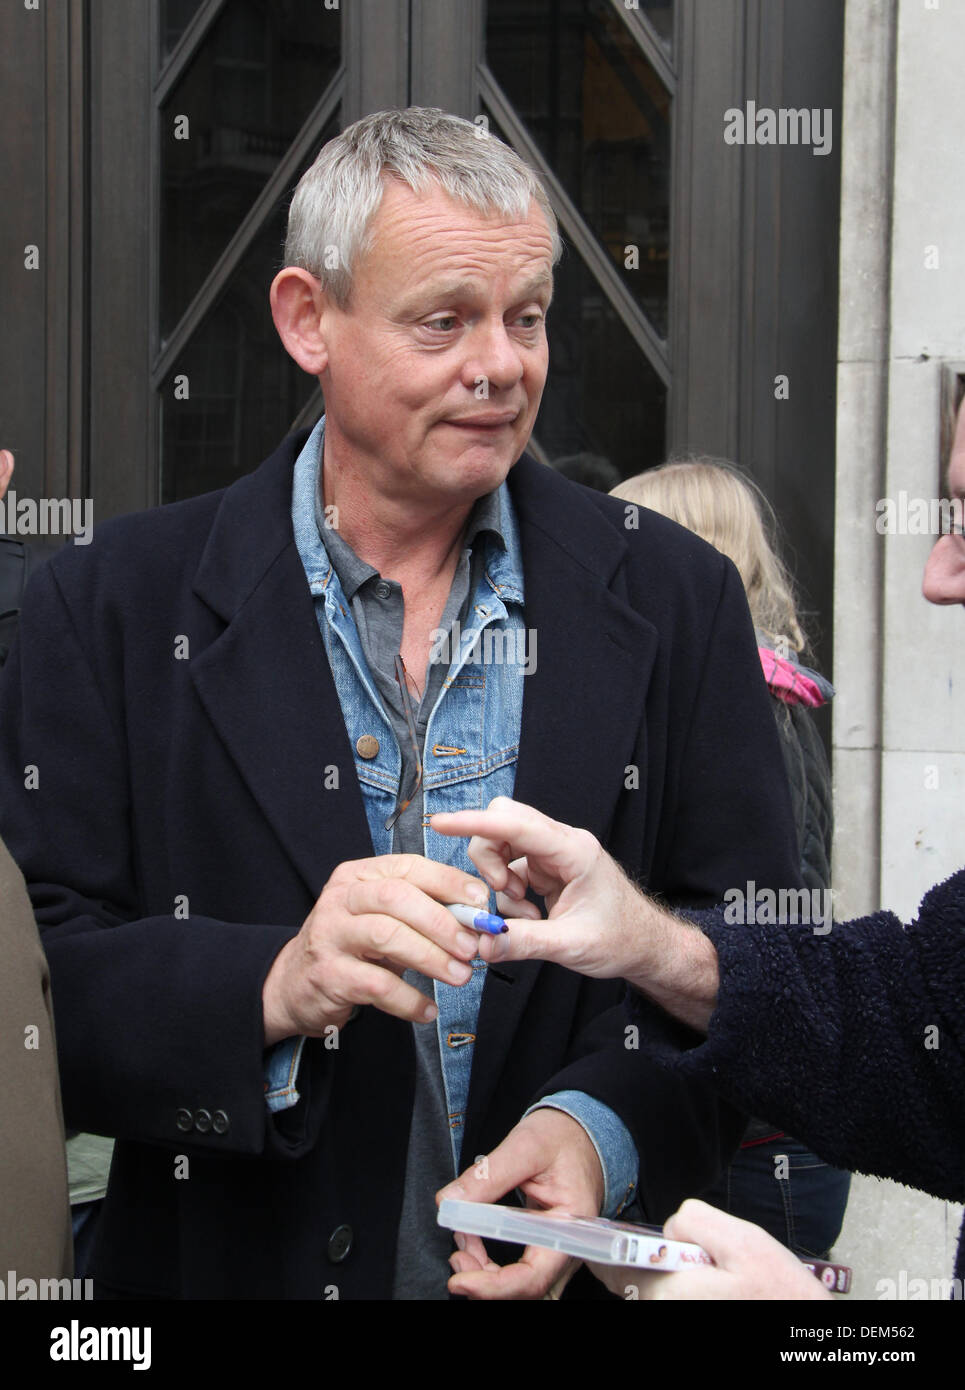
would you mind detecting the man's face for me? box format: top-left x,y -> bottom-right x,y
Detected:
922,405 -> 965,607
317,178 -> 554,507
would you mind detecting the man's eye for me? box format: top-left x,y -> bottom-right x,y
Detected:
425,316 -> 458,332
515,313 -> 543,329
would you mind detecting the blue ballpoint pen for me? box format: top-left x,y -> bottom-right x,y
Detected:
445,903 -> 509,935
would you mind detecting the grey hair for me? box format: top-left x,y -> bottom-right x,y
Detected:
283,107 -> 562,306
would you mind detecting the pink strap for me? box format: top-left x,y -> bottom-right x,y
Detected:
758,646 -> 824,708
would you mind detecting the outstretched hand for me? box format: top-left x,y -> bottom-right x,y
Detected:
430,797 -> 719,1031
429,796 -> 652,981
588,1199 -> 833,1301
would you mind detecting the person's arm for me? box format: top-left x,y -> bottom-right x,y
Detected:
657,873 -> 965,1201
435,798 -> 965,1202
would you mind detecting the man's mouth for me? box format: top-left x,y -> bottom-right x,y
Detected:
444,413 -> 518,430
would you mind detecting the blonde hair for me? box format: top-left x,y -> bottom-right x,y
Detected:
611,457 -> 808,654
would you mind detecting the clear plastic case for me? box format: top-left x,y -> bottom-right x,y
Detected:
437,1198 -> 713,1269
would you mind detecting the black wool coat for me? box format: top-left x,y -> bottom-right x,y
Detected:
0,435 -> 801,1298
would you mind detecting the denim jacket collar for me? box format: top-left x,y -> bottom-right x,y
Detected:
291,415 -> 524,607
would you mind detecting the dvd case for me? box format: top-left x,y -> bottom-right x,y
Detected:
437,1198 -> 713,1270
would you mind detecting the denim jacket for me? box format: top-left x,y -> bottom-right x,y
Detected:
265,418 -> 637,1216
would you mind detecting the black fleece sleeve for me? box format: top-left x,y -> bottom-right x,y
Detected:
629,869 -> 965,1203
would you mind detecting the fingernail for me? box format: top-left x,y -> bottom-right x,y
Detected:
454,1232 -> 466,1251
465,880 -> 488,906
424,1003 -> 438,1022
457,931 -> 478,955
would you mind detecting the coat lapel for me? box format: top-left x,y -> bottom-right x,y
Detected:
189,434 -> 373,900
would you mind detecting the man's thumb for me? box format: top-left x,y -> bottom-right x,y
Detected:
437,1138 -> 530,1208
664,1197 -> 739,1255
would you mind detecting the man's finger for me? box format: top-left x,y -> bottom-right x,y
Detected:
663,1197 -> 750,1258
448,1228 -> 495,1276
438,1124 -> 551,1206
464,833 -> 525,895
493,888 -> 542,921
342,878 -> 482,963
353,853 -> 489,906
472,913 -> 571,966
430,802 -> 590,882
448,1244 -> 572,1301
447,1232 -> 495,1277
333,959 -> 441,1024
465,835 -> 529,897
347,912 -> 475,987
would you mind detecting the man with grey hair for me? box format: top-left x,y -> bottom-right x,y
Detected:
0,108 -> 801,1299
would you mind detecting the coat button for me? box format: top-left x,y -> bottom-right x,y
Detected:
194,1108 -> 213,1134
327,1224 -> 353,1263
356,734 -> 379,759
175,1108 -> 193,1133
212,1110 -> 229,1135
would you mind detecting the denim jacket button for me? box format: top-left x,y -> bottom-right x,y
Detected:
328,1224 -> 354,1263
356,734 -> 380,759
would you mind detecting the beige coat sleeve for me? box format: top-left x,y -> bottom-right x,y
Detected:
0,836 -> 72,1279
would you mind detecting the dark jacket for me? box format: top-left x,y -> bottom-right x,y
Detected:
772,698 -> 833,893
0,436 -> 801,1298
633,869 -> 965,1282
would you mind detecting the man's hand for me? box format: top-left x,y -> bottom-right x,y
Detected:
430,796 -> 652,978
429,797 -> 718,1030
436,1108 -> 605,1300
589,1199 -> 832,1301
262,855 -> 488,1044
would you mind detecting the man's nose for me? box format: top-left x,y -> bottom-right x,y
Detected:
922,534 -> 965,606
462,321 -> 525,393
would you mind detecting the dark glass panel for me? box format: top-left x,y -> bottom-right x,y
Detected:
638,0 -> 674,56
159,119 -> 338,503
536,245 -> 667,481
486,0 -> 670,340
161,0 -> 204,60
160,0 -> 340,338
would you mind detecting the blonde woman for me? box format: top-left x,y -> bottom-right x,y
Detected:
609,456 -> 850,1261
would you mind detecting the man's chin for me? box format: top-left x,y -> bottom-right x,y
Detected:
433,444 -> 522,498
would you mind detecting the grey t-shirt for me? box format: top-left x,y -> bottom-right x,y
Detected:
317,483 -> 504,1299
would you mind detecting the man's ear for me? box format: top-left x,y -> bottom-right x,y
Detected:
270,267 -> 330,375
